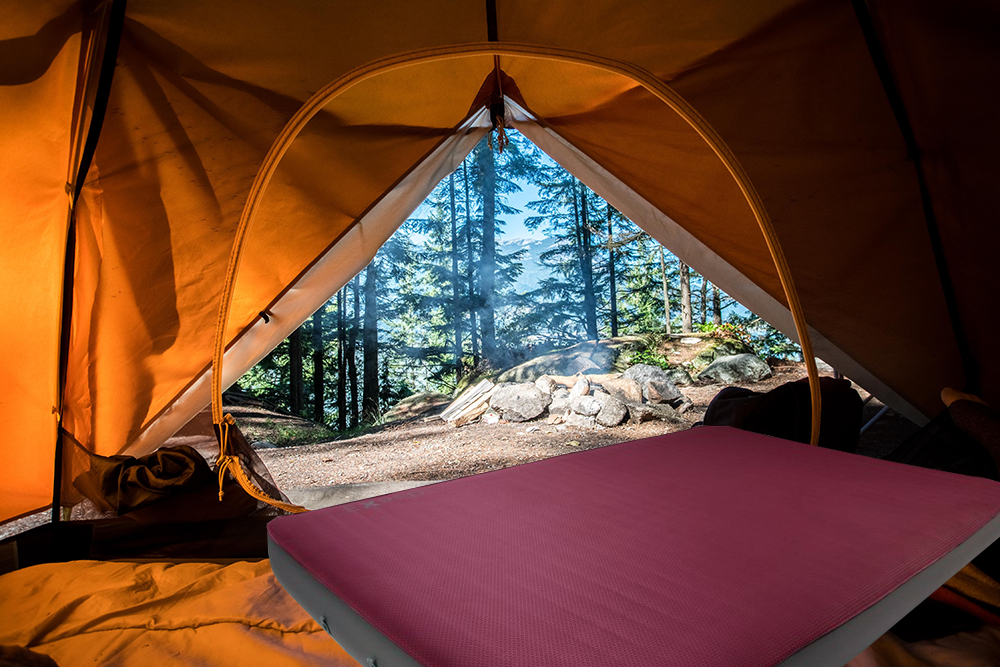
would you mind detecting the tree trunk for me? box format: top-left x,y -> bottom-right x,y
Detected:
607,204 -> 618,338
348,275 -> 360,429
463,159 -> 479,366
713,284 -> 722,325
337,289 -> 347,432
659,247 -> 672,334
289,327 -> 303,415
700,275 -> 708,324
362,262 -> 379,423
477,144 -> 497,364
579,182 -> 599,341
679,260 -> 692,333
449,172 -> 462,381
311,308 -> 324,423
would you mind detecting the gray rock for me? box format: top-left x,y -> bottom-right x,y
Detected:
696,353 -> 772,384
622,364 -> 683,404
645,379 -> 683,404
666,367 -> 694,386
592,390 -> 628,427
692,338 -> 754,368
253,440 -> 277,449
535,374 -> 557,395
549,388 -> 572,415
570,377 -> 591,397
565,411 -> 598,428
623,363 -> 671,386
570,394 -> 601,417
626,402 -> 683,424
496,340 -> 617,383
600,377 -> 643,405
489,383 -> 552,422
649,403 -> 684,423
627,403 -> 656,423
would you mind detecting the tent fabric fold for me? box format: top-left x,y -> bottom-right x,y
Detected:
1,0 -> 998,523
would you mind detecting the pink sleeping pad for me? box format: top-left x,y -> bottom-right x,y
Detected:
268,426 -> 1000,667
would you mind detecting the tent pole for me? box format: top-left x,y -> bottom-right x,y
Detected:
850,0 -> 978,395
52,0 -> 128,524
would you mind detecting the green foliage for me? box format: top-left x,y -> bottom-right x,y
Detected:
715,315 -> 802,360
630,348 -> 673,370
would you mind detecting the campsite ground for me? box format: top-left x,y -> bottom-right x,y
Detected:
252,362 -> 917,492
0,362 -> 918,540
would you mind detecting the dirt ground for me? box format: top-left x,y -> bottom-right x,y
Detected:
255,362 -> 917,491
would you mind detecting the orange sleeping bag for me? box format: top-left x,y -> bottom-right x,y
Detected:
0,559 -> 358,666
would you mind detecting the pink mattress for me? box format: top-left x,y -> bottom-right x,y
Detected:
268,426 -> 1000,667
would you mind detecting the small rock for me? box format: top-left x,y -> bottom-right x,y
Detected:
645,379 -> 683,405
570,377 -> 591,397
680,337 -> 702,345
535,374 -> 557,395
253,440 -> 276,449
545,413 -> 565,425
567,440 -> 581,447
556,425 -> 567,431
526,426 -> 540,433
696,353 -> 772,384
549,388 -> 572,415
570,394 -> 601,416
489,383 -> 552,422
565,411 -> 598,428
675,396 -> 695,414
627,403 -> 656,423
600,377 -> 643,405
482,410 -> 501,425
592,390 -> 628,427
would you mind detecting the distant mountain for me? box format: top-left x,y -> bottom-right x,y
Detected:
499,236 -> 560,294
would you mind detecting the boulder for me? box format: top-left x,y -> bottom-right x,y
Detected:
592,390 -> 628,427
496,340 -> 617,383
627,402 -> 684,424
535,374 -> 557,395
666,367 -> 694,386
692,338 -> 754,368
489,383 -> 552,422
570,394 -> 601,417
696,353 -> 772,384
600,377 -> 643,405
570,377 -> 591,397
549,388 -> 572,416
253,440 -> 276,449
645,379 -> 683,405
622,364 -> 683,404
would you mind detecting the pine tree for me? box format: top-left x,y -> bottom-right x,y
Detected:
337,288 -> 347,432
288,327 -> 303,415
311,309 -> 324,423
576,182 -> 599,340
679,260 -> 692,333
348,276 -> 360,429
449,172 -> 462,380
362,262 -> 379,423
